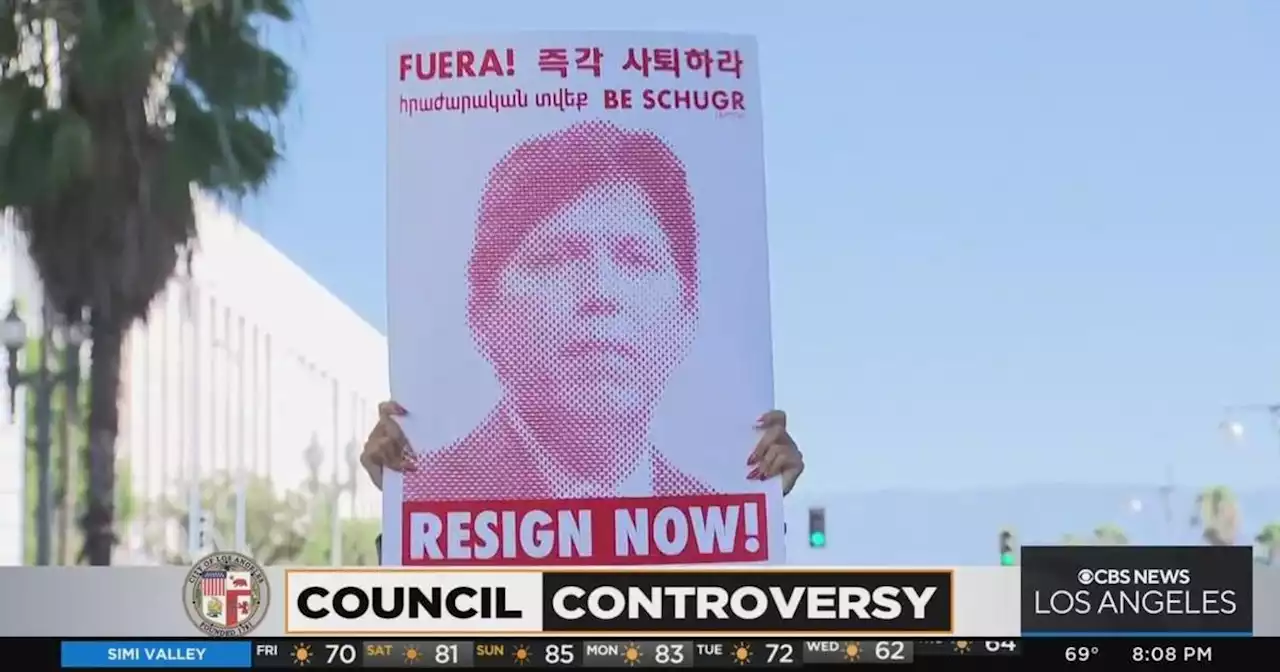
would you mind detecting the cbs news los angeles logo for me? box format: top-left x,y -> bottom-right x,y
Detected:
184,552 -> 271,636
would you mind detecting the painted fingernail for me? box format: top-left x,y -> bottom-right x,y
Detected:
747,454 -> 758,466
747,468 -> 761,480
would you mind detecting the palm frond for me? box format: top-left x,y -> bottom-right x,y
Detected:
0,0 -> 297,565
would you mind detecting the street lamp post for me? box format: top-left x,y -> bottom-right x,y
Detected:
2,302 -> 88,566
346,439 -> 360,519
54,318 -> 86,565
330,439 -> 362,567
2,303 -> 30,420
303,435 -> 326,566
330,454 -> 341,567
304,434 -> 324,494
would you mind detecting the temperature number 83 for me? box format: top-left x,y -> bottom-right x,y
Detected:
654,644 -> 685,665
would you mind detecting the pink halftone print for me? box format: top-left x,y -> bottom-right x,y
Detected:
403,120 -> 715,502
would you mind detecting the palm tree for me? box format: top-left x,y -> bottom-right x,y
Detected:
1256,523 -> 1280,565
1059,526 -> 1128,545
1191,486 -> 1239,546
0,0 -> 295,564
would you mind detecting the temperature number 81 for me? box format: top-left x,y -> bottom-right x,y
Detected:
1065,646 -> 1099,662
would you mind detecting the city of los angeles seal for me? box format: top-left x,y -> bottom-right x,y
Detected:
184,551 -> 270,637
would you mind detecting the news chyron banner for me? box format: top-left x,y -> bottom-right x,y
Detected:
1020,545 -> 1253,636
284,569 -> 954,635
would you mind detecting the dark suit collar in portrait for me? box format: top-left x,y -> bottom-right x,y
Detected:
498,400 -> 654,498
402,401 -> 718,502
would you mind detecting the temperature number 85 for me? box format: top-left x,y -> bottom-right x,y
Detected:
1065,646 -> 1099,662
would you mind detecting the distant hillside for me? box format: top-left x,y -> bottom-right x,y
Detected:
780,484 -> 1280,565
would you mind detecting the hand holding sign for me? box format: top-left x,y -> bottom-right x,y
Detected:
363,402 -> 804,494
360,401 -> 414,490
751,410 -> 804,495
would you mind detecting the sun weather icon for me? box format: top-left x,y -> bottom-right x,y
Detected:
954,641 -> 971,655
513,645 -> 530,666
844,642 -> 861,661
622,643 -> 642,666
732,642 -> 751,665
403,645 -> 422,665
292,643 -> 312,665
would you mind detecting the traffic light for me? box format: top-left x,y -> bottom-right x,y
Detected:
999,530 -> 1016,566
808,507 -> 826,548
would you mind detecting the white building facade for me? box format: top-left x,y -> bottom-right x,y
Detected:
0,195 -> 390,565
0,217 -> 42,565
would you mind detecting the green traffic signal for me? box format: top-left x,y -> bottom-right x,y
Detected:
1000,551 -> 1016,566
808,506 -> 827,548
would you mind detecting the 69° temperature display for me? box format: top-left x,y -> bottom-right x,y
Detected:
1064,645 -> 1099,663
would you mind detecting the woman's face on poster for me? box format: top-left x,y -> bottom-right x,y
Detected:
484,181 -> 694,419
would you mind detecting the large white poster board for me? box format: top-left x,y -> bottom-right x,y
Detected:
384,31 -> 778,566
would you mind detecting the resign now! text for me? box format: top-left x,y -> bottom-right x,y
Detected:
401,494 -> 770,565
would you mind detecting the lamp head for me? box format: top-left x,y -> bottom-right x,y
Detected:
304,435 -> 324,471
64,320 -> 89,347
0,304 -> 26,352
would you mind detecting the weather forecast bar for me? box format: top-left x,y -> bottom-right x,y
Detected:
248,638 -> 1015,667
37,638 -> 1018,668
3,636 -> 1270,669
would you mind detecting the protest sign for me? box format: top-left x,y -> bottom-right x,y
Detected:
384,32 -> 777,566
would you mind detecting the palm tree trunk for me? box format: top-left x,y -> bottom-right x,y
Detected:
82,320 -> 123,565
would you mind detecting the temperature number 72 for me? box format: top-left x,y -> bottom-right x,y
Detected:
765,643 -> 794,663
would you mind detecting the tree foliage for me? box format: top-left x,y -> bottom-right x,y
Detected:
1057,525 -> 1129,546
298,498 -> 381,567
1191,486 -> 1239,546
145,471 -> 380,566
1052,486 -> 1280,562
1256,523 -> 1280,565
0,0 -> 296,564
1091,524 -> 1129,546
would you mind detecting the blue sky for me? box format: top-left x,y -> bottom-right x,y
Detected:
240,1 -> 1280,494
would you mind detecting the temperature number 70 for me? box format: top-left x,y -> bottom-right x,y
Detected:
323,644 -> 357,665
